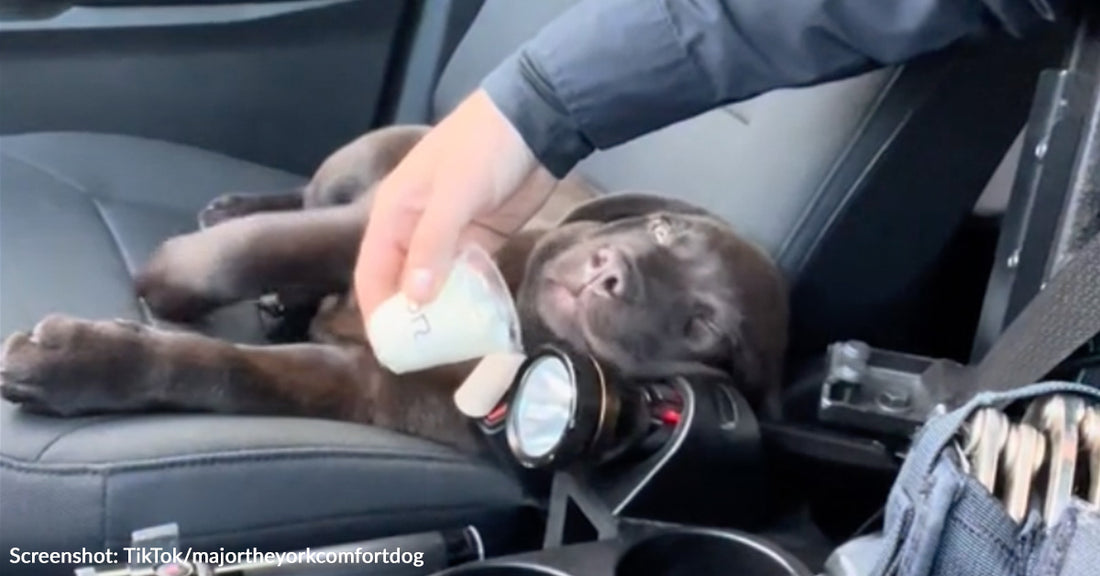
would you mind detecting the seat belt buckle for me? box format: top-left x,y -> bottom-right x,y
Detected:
818,341 -> 968,438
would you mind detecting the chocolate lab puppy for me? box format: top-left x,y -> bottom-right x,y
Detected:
0,125 -> 789,454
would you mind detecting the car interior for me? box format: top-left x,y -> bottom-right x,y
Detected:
1,1 -> 1098,576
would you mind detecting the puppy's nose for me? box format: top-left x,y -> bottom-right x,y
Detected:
585,247 -> 628,298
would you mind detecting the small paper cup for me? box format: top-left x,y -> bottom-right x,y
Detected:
368,243 -> 522,374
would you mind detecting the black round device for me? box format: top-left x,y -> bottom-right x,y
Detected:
503,344 -> 667,469
505,344 -> 613,468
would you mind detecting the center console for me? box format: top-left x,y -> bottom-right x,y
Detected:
428,349 -> 815,576
435,517 -> 809,576
431,469 -> 811,576
475,345 -> 772,527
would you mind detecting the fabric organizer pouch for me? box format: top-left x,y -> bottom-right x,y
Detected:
868,381 -> 1100,576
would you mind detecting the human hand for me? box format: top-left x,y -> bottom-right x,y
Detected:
354,88 -> 557,328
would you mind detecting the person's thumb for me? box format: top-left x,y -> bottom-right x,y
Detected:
400,193 -> 474,305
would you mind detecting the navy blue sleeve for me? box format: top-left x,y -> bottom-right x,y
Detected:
481,0 -> 1068,178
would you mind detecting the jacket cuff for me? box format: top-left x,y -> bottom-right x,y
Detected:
481,51 -> 594,179
480,0 -> 709,179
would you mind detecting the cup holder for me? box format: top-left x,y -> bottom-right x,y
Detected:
616,529 -> 811,576
439,564 -> 568,576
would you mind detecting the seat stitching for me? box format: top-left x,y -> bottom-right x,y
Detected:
0,462 -> 523,548
24,414 -> 472,465
3,450 -> 476,472
3,147 -> 227,214
89,196 -> 153,324
102,503 -> 528,547
30,417 -> 120,463
774,65 -> 905,267
100,464 -> 109,551
1,448 -> 481,474
90,198 -> 135,276
2,456 -> 522,546
4,132 -> 309,180
3,150 -> 94,196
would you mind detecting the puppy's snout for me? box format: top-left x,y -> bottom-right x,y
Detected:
585,247 -> 628,298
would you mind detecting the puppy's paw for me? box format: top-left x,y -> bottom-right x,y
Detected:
199,192 -> 302,228
198,193 -> 258,228
0,315 -> 156,416
136,237 -> 224,322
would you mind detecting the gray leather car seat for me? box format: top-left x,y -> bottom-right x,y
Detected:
0,0 -> 1065,573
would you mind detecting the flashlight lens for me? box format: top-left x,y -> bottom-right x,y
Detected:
513,356 -> 576,459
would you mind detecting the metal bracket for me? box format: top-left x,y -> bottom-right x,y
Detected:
819,341 -> 967,438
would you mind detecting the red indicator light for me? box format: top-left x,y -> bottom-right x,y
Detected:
659,409 -> 681,426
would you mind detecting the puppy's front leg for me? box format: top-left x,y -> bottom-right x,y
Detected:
137,200 -> 367,321
0,315 -> 481,451
0,314 -> 356,417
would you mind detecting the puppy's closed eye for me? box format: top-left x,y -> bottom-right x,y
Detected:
682,316 -> 710,338
682,304 -> 721,344
648,216 -> 676,245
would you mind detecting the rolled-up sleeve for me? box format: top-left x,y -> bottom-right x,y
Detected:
481,0 -> 1069,178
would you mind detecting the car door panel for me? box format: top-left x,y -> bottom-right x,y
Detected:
0,0 -> 414,175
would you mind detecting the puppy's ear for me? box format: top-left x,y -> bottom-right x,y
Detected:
726,301 -> 788,420
561,192 -> 713,225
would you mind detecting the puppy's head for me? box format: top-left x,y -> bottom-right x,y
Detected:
515,193 -> 789,407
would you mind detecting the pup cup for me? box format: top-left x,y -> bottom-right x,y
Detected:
367,243 -> 523,376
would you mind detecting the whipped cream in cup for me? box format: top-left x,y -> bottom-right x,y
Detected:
368,243 -> 523,375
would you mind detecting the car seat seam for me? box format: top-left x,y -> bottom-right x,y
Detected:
2,139 -> 302,214
88,196 -> 154,324
89,198 -> 133,275
810,111 -> 912,250
103,503 -> 524,547
1,448 -> 480,474
3,132 -> 301,178
774,65 -> 906,271
0,455 -> 104,476
101,465 -> 110,552
2,149 -> 94,197
28,418 -> 120,463
22,416 -> 471,465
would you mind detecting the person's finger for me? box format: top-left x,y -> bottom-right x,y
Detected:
354,193 -> 416,323
396,155 -> 556,306
399,184 -> 479,305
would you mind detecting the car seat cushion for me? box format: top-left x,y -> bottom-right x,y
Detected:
0,403 -> 525,563
0,132 -> 527,569
0,131 -> 305,344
